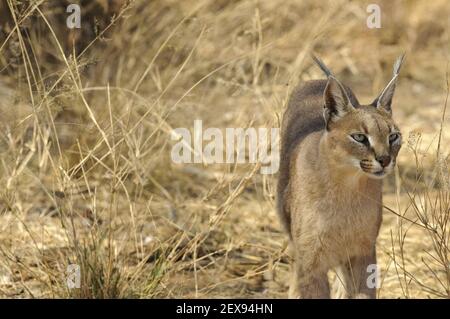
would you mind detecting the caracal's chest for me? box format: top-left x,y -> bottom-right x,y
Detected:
291,179 -> 382,265
319,191 -> 381,248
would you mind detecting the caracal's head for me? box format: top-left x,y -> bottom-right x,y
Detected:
314,55 -> 404,179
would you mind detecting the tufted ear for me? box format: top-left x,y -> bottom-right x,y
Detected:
311,55 -> 355,129
372,54 -> 405,113
323,76 -> 355,127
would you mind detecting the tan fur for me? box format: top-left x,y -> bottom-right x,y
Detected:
277,57 -> 403,299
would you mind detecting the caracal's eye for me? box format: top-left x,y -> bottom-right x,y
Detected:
389,132 -> 400,144
351,133 -> 368,144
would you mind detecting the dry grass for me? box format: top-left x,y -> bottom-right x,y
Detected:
0,0 -> 448,298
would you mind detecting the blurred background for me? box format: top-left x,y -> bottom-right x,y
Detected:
0,0 -> 448,298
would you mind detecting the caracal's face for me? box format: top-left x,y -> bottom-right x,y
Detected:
327,105 -> 402,179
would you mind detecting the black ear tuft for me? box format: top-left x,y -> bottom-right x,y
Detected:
373,54 -> 405,113
311,54 -> 334,78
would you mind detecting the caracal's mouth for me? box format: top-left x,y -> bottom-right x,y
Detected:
359,162 -> 389,179
361,168 -> 387,179
372,169 -> 386,176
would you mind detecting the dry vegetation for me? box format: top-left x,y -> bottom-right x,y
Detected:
0,0 -> 448,298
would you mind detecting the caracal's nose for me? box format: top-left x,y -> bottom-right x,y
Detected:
376,155 -> 391,168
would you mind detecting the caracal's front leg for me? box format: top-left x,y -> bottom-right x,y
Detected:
332,264 -> 353,299
289,255 -> 330,299
350,251 -> 378,298
335,250 -> 377,299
